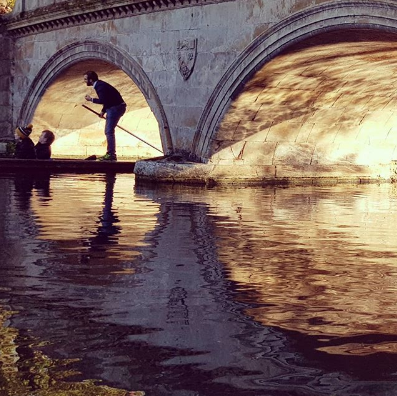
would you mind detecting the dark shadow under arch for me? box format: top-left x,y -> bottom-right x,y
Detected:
19,40 -> 172,154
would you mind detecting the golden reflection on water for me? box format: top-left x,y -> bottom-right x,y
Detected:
24,178 -> 397,345
26,174 -> 160,267
317,342 -> 397,356
207,183 -> 397,349
8,173 -> 397,363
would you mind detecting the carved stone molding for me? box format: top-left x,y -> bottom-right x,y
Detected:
5,0 -> 234,37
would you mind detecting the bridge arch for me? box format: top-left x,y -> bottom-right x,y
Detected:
19,40 -> 172,154
194,0 -> 397,161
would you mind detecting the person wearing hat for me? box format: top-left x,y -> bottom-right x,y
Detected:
15,124 -> 36,159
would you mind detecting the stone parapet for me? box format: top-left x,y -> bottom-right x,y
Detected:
6,0 -> 233,37
134,158 -> 394,186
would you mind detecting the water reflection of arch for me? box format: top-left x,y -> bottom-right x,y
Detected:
18,40 -> 172,154
130,185 -> 375,394
6,178 -> 397,394
193,1 -> 397,161
131,185 -> 293,373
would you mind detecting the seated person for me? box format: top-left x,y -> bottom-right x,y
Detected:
14,124 -> 36,159
35,130 -> 55,159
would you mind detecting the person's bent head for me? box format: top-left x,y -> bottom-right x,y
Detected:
39,130 -> 55,145
84,71 -> 98,86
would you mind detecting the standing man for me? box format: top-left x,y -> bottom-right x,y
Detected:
84,71 -> 126,161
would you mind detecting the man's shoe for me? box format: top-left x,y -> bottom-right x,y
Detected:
98,153 -> 117,161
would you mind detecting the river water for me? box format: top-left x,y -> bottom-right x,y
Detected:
1,172 -> 397,396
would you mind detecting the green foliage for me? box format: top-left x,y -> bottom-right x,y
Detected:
6,141 -> 16,157
6,0 -> 15,8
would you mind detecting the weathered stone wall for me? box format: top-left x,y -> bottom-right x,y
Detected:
0,21 -> 12,150
12,0 -> 56,13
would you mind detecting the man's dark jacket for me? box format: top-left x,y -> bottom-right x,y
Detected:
92,80 -> 125,113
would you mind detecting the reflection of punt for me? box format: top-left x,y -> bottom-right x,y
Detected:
0,158 -> 135,173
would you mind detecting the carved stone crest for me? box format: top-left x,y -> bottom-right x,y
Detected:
177,38 -> 197,80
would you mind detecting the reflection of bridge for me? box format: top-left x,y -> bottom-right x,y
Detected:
4,173 -> 397,394
1,173 -> 371,395
2,1 -> 397,183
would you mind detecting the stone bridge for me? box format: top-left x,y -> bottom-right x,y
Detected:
2,0 -> 397,184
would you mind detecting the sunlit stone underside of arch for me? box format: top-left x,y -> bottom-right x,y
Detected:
31,60 -> 162,159
210,29 -> 397,169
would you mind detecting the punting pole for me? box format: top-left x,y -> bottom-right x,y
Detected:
82,104 -> 163,154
